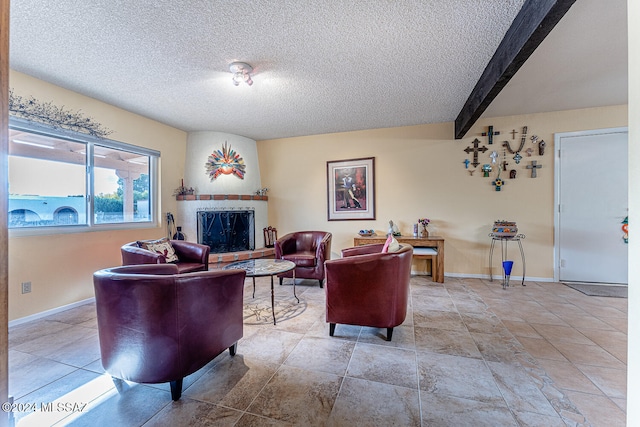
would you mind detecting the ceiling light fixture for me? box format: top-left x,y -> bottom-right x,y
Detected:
229,62 -> 253,86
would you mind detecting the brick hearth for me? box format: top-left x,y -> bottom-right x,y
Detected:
208,247 -> 275,268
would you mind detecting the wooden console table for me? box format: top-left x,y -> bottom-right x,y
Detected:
353,235 -> 445,283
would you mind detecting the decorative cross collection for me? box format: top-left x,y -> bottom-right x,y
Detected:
503,126 -> 527,154
490,151 -> 499,164
462,124 -> 545,191
526,160 -> 542,178
492,177 -> 505,191
464,138 -> 488,168
482,126 -> 500,145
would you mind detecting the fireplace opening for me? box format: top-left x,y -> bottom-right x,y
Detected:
197,209 -> 255,253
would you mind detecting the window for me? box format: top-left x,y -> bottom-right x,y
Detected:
8,118 -> 159,231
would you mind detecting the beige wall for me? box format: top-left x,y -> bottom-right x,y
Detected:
257,105 -> 628,280
6,71 -> 629,319
8,71 -> 187,321
627,0 -> 638,423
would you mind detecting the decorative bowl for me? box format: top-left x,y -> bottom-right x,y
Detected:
358,230 -> 376,237
492,221 -> 518,238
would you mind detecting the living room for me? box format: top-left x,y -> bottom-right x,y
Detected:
7,66 -> 629,322
3,0 -> 639,426
6,69 -> 631,427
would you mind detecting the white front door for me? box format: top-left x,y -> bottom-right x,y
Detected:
555,128 -> 628,284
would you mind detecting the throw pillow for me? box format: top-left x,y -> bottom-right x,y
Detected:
387,236 -> 401,253
381,234 -> 393,253
137,237 -> 179,263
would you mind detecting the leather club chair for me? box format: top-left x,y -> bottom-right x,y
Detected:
121,239 -> 210,273
325,243 -> 413,341
274,231 -> 332,287
93,264 -> 246,400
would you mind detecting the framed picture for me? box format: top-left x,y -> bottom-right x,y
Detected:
327,157 -> 375,221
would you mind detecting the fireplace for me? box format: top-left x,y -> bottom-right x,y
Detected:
197,209 -> 255,254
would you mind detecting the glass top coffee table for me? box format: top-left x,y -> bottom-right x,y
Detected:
223,259 -> 297,325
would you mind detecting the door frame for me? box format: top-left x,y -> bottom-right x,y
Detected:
553,126 -> 628,282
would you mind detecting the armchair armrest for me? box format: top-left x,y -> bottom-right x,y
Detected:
275,234 -> 297,258
103,264 -> 180,276
341,243 -> 384,258
171,240 -> 210,268
121,244 -> 165,265
316,233 -> 333,261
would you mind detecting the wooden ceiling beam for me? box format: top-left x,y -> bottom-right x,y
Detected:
454,0 -> 577,139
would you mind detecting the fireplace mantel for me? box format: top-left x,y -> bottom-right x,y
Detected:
176,194 -> 268,201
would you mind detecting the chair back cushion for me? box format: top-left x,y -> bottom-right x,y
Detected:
281,252 -> 317,267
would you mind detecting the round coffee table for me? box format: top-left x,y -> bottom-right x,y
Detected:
223,259 -> 297,325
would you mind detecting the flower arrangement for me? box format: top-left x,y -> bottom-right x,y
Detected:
418,218 -> 430,228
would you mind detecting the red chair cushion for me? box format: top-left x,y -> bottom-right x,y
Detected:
282,251 -> 317,267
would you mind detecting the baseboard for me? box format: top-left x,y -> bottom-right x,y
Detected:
9,297 -> 96,327
439,272 -> 556,283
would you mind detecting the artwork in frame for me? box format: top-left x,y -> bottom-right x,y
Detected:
327,157 -> 375,221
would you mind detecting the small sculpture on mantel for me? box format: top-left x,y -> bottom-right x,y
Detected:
255,187 -> 269,196
173,179 -> 194,196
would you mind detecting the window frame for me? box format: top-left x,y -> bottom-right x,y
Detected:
8,117 -> 161,236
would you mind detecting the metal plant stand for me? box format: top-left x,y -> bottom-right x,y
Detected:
489,234 -> 526,287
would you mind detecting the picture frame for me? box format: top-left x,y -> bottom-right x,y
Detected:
327,157 -> 375,221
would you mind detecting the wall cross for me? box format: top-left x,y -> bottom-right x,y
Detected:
482,126 -> 500,145
526,160 -> 542,178
463,138 -> 488,168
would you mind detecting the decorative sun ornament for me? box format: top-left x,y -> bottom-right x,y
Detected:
205,141 -> 246,181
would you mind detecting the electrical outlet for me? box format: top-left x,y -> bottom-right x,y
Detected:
21,281 -> 31,294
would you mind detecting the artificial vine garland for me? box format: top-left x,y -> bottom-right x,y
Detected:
8,89 -> 113,138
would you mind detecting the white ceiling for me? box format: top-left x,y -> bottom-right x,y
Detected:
9,0 -> 627,141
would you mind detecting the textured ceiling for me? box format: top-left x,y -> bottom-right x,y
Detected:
9,0 -> 627,141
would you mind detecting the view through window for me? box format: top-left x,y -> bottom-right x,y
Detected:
8,120 -> 158,229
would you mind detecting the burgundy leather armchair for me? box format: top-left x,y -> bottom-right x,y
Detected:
121,240 -> 210,273
274,231 -> 332,287
325,243 -> 413,341
93,264 -> 245,400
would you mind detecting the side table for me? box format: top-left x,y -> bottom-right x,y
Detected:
353,235 -> 445,282
489,234 -> 526,287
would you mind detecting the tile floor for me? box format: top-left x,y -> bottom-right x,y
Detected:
8,276 -> 627,426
